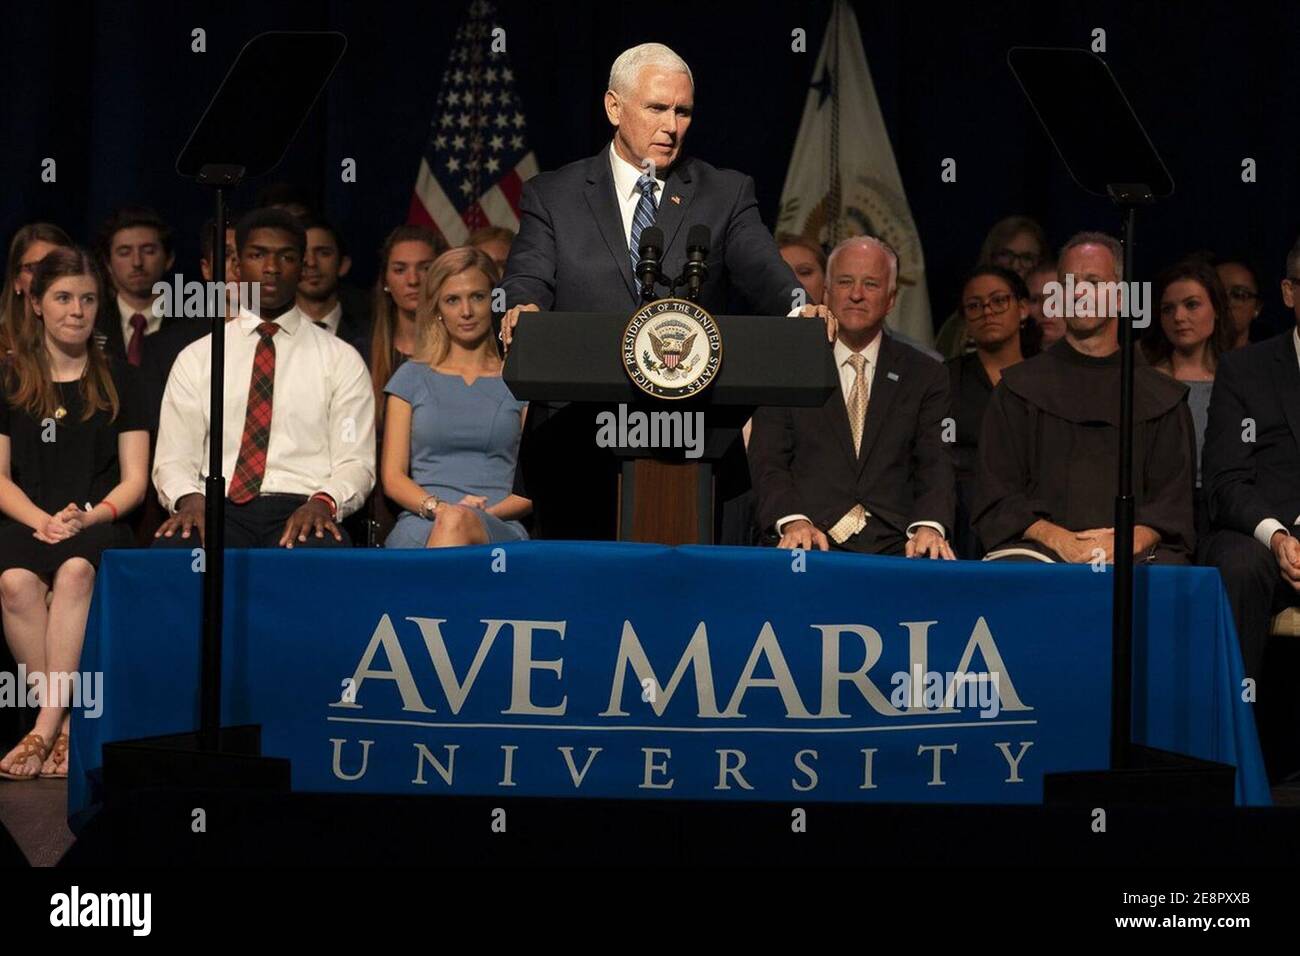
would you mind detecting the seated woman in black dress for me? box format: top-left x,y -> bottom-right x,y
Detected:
945,266 -> 1035,559
0,248 -> 148,780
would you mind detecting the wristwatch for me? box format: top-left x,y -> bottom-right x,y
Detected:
420,494 -> 442,520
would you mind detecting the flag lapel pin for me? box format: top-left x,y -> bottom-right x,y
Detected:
887,371 -> 900,382
670,195 -> 681,205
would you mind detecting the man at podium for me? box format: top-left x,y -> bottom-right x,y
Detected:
499,42 -> 833,541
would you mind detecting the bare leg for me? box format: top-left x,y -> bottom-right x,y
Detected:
0,568 -> 51,776
37,558 -> 95,775
424,505 -> 490,548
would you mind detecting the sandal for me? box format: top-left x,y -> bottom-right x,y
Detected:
42,733 -> 69,779
0,732 -> 50,781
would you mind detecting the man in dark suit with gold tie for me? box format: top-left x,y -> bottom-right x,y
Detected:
748,237 -> 955,558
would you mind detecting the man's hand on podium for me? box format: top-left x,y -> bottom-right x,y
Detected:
499,303 -> 540,354
794,303 -> 837,343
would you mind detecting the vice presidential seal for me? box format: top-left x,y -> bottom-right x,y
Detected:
622,298 -> 722,400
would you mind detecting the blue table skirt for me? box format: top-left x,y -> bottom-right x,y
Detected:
69,543 -> 1270,821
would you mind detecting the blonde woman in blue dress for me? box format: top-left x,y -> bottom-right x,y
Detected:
380,247 -> 530,547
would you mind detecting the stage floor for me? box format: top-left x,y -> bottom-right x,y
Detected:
0,779 -> 74,866
1,781 -> 1299,867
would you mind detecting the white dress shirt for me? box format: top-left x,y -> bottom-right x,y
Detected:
776,334 -> 945,542
609,141 -> 666,252
312,302 -> 343,336
153,305 -> 376,518
120,293 -> 163,347
1252,328 -> 1300,547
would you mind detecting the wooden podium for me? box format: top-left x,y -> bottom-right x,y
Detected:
503,310 -> 836,545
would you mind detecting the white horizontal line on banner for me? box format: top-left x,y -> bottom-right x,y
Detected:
325,716 -> 1039,734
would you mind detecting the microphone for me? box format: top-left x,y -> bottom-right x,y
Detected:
635,226 -> 665,300
683,224 -> 711,302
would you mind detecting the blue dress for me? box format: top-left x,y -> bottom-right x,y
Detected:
382,362 -> 527,547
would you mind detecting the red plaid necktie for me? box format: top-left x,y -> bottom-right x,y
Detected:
227,321 -> 280,504
126,313 -> 147,366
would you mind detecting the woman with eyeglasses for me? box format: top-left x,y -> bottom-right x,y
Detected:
945,266 -> 1035,559
1141,259 -> 1235,536
1214,258 -> 1264,350
935,216 -> 1047,359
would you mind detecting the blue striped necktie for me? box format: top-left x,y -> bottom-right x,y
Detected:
629,172 -> 659,274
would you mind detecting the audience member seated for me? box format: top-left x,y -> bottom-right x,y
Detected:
152,209 -> 374,549
129,219 -> 240,544
298,215 -> 371,359
935,215 -> 1048,359
370,225 -> 444,427
94,205 -> 179,368
1215,256 -> 1266,349
777,233 -> 827,307
946,266 -> 1030,559
381,247 -> 530,547
749,236 -> 955,558
467,225 -> 515,275
1,223 -> 73,356
137,218 -> 239,431
362,225 -> 443,545
973,231 -> 1196,564
1141,259 -> 1234,536
1026,259 -> 1063,349
0,248 -> 148,780
1201,235 -> 1300,684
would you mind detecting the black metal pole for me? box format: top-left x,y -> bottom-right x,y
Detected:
199,184 -> 228,752
1109,203 -> 1138,770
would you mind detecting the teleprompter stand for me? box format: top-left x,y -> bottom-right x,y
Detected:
101,32 -> 346,800
1009,47 -> 1234,805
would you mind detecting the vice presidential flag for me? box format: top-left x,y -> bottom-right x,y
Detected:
777,0 -> 934,346
407,0 -> 539,245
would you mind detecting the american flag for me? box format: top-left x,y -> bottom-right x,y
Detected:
407,0 -> 539,244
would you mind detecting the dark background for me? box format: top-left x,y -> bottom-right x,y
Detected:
3,0 -> 1297,333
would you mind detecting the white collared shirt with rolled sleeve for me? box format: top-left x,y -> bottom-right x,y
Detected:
775,334 -> 946,542
153,306 -> 375,518
1252,328 -> 1300,547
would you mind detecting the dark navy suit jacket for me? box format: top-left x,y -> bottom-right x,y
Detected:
502,148 -> 799,316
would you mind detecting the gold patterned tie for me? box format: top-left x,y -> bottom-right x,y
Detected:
845,352 -> 869,454
828,353 -> 870,544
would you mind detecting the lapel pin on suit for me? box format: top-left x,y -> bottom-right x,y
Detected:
887,371 -> 900,382
670,195 -> 681,205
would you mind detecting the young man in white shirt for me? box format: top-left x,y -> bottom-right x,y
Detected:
152,208 -> 375,549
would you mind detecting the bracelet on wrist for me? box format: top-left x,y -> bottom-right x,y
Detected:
98,500 -> 119,522
420,494 -> 441,520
